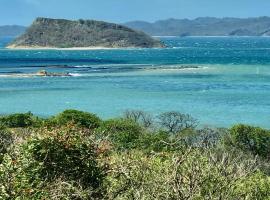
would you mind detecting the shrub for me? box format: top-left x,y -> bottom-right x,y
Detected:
0,126 -> 105,199
234,172 -> 270,199
55,109 -> 101,129
0,112 -> 37,128
135,131 -> 176,152
0,127 -> 13,163
229,124 -> 270,158
105,149 -> 266,200
101,119 -> 143,150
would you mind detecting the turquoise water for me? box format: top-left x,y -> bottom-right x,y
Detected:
0,37 -> 270,128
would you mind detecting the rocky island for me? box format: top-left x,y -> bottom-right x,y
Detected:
7,18 -> 164,49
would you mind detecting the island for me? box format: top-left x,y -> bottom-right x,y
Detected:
7,17 -> 164,49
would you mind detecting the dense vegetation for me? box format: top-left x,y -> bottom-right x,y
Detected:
8,18 -> 164,48
0,109 -> 270,199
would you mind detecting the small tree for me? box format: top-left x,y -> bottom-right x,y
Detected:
123,110 -> 153,128
158,111 -> 198,134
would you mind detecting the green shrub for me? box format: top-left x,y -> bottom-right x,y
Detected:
0,126 -> 105,199
234,172 -> 270,199
0,112 -> 38,128
105,149 -> 267,200
135,131 -> 174,152
229,124 -> 270,158
0,127 -> 13,163
101,119 -> 143,150
55,109 -> 101,129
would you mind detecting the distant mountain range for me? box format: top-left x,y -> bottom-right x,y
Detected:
2,17 -> 270,38
0,25 -> 26,37
124,17 -> 270,36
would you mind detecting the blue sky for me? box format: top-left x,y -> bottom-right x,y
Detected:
1,0 -> 270,25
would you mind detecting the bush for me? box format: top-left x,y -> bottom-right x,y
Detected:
0,127 -> 13,163
229,124 -> 270,158
101,119 -> 143,150
0,112 -> 37,128
55,109 -> 101,129
105,149 -> 266,200
0,126 -> 105,199
135,131 -> 176,152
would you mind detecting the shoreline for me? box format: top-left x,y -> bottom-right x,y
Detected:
6,45 -> 125,50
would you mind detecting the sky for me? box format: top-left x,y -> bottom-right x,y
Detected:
1,0 -> 270,25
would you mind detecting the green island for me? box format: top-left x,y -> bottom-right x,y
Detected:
0,109 -> 269,199
7,17 -> 164,49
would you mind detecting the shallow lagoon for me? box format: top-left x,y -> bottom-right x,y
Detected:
0,37 -> 270,128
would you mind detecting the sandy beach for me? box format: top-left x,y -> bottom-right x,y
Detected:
5,45 -> 142,51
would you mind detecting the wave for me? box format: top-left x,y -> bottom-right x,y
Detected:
69,73 -> 83,77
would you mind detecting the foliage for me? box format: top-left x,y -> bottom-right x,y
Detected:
100,119 -> 143,150
0,112 -> 39,128
0,110 -> 270,199
229,124 -> 270,158
0,127 -> 13,163
105,149 -> 268,200
0,126 -> 106,199
54,109 -> 101,129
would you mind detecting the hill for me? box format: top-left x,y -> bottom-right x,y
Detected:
0,25 -> 26,37
124,17 -> 270,36
8,18 -> 164,49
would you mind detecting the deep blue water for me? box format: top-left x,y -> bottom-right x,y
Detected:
0,36 -> 270,128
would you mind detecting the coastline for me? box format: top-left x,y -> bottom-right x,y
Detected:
6,45 -> 123,50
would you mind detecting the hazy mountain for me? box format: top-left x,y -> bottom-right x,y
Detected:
8,18 -> 164,48
125,17 -> 270,36
0,25 -> 27,37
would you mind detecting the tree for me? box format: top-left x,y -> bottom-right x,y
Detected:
158,111 -> 198,134
123,110 -> 153,128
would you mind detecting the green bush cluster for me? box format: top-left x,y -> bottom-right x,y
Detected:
228,124 -> 270,158
0,109 -> 269,199
0,112 -> 39,128
54,109 -> 102,129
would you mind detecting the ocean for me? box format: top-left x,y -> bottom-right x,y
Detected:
0,36 -> 270,128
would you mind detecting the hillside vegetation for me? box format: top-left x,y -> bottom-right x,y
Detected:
0,110 -> 270,199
